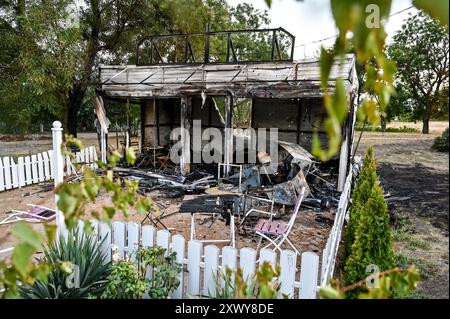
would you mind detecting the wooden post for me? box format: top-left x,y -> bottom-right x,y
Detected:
338,95 -> 356,192
140,100 -> 145,151
180,95 -> 192,175
204,23 -> 211,63
224,92 -> 233,176
337,127 -> 349,192
52,121 -> 67,239
100,130 -> 107,163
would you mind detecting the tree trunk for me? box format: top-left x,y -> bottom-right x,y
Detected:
380,116 -> 387,132
422,107 -> 430,134
65,85 -> 87,137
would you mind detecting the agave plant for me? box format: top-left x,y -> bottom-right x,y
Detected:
20,229 -> 111,299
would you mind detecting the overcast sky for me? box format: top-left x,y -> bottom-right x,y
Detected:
227,0 -> 419,59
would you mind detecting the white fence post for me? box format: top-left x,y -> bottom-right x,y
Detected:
187,240 -> 202,298
52,121 -> 67,239
299,252 -> 320,299
127,222 -> 140,263
0,158 -> 4,191
279,249 -> 297,298
171,234 -> 185,299
112,221 -> 126,259
99,222 -> 112,263
203,245 -> 220,298
240,247 -> 257,282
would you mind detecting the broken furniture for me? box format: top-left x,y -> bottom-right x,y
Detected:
0,204 -> 56,225
218,163 -> 243,191
141,145 -> 164,170
238,195 -> 275,229
270,170 -> 310,205
140,203 -> 169,230
179,194 -> 239,247
255,186 -> 306,254
120,140 -> 140,153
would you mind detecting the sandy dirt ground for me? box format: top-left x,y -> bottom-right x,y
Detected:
1,121 -> 448,298
0,184 -> 336,261
0,132 -> 139,158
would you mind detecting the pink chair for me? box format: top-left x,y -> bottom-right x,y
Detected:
254,186 -> 306,255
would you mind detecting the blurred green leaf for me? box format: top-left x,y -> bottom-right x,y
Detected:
11,223 -> 44,251
12,243 -> 35,278
125,148 -> 136,165
318,285 -> 344,299
414,0 -> 449,25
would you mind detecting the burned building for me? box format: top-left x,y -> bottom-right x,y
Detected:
98,28 -> 358,191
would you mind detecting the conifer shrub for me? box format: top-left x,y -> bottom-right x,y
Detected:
344,182 -> 394,286
343,147 -> 394,292
344,146 -> 378,258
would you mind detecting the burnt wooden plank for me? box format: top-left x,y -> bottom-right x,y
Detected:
99,54 -> 357,99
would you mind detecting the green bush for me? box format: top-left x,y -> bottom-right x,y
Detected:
213,262 -> 283,299
101,246 -> 181,299
343,147 -> 394,290
344,182 -> 394,285
20,230 -> 111,299
432,128 -> 449,152
100,260 -> 146,299
344,146 -> 378,258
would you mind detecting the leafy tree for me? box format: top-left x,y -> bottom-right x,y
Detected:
431,86 -> 449,120
385,85 -> 417,122
0,0 -> 270,135
387,12 -> 449,134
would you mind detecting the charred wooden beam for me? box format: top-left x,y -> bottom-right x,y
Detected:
224,92 -> 233,176
180,95 -> 192,175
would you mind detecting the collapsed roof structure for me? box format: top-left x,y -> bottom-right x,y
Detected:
97,27 -> 358,191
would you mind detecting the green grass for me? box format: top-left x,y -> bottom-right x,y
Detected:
407,238 -> 432,251
355,124 -> 419,133
395,253 -> 439,280
392,230 -> 432,250
441,252 -> 449,263
400,291 -> 426,299
392,230 -> 411,241
392,218 -> 432,251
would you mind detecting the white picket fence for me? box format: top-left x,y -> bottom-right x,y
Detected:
320,160 -> 359,286
0,146 -> 98,192
76,219 -> 321,299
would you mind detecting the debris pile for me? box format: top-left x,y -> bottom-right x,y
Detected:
114,167 -> 216,196
113,140 -> 341,219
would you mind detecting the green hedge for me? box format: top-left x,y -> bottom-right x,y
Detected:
344,146 -> 394,288
343,146 -> 377,259
432,128 -> 449,152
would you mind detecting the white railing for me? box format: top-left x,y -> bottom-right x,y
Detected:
0,146 -> 98,192
76,219 -> 321,299
320,161 -> 359,286
0,247 -> 13,255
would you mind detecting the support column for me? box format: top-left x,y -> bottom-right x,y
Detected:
180,95 -> 192,175
337,96 -> 354,192
337,128 -> 349,192
224,92 -> 233,176
140,100 -> 145,152
52,121 -> 67,239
